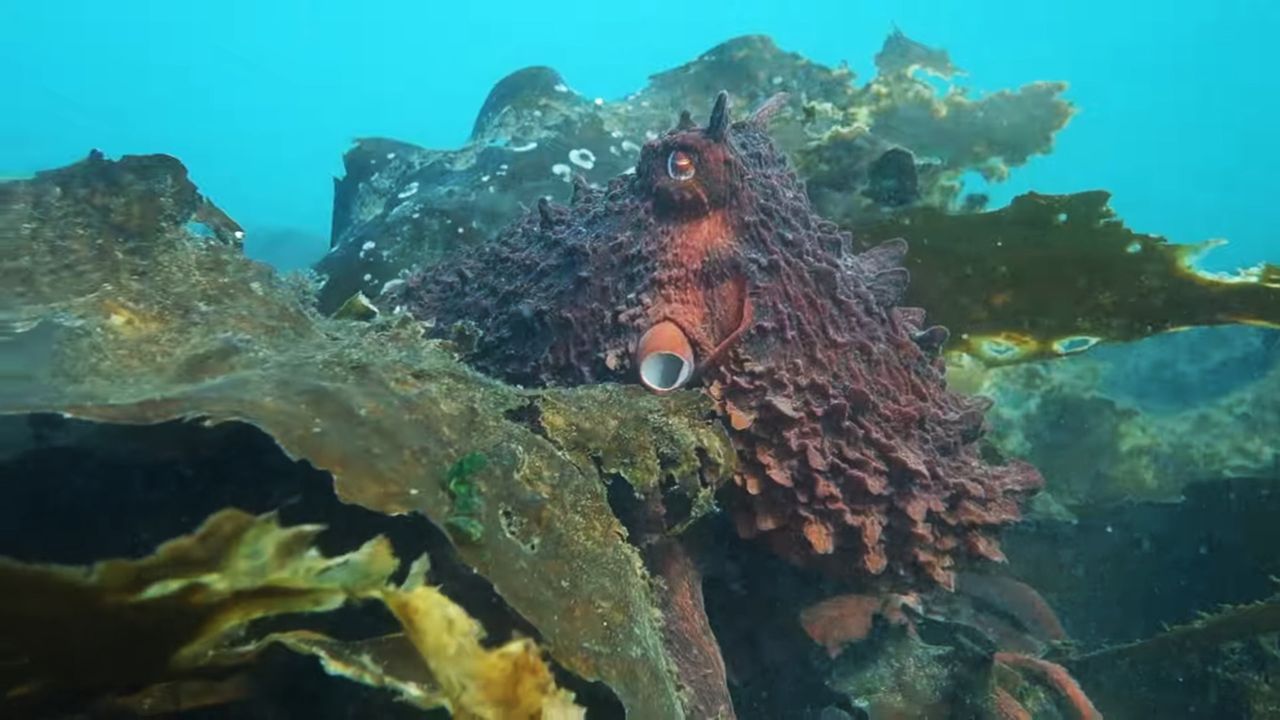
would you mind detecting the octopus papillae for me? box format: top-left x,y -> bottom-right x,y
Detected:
396,92 -> 1042,590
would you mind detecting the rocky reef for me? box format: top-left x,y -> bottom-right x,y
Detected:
3,28 -> 1280,720
1,151 -> 734,718
974,324 -> 1280,505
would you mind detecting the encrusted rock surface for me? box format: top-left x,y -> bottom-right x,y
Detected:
1,152 -> 739,718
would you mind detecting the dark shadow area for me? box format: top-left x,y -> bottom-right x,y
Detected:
697,515 -> 852,720
0,414 -> 624,719
1007,477 -> 1280,648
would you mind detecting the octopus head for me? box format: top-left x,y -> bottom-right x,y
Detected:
630,92 -> 766,393
636,91 -> 740,219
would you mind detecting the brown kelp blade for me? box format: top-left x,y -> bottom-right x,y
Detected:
855,191 -> 1280,364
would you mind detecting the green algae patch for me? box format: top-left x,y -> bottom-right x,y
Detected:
0,152 -> 737,718
443,451 -> 489,543
855,191 -> 1280,365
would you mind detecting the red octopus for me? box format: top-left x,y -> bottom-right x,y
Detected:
394,92 -> 1042,589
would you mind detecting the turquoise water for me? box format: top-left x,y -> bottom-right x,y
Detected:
3,1 -> 1276,270
5,5 -> 1280,718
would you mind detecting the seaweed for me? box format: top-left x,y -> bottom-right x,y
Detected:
318,30 -> 1280,368
0,152 -> 739,718
444,452 -> 488,543
856,191 -> 1280,364
0,508 -> 396,706
1059,595 -> 1280,719
0,508 -> 584,718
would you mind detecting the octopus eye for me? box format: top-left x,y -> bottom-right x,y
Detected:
667,150 -> 696,181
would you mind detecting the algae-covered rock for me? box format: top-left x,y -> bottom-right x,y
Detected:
537,385 -> 735,534
822,627 -> 1085,720
0,151 -> 737,718
976,326 -> 1280,505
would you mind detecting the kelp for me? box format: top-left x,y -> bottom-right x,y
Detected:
0,508 -> 584,718
855,191 -> 1280,364
1060,594 -> 1280,720
0,508 -> 396,704
377,557 -> 585,720
795,30 -> 1074,222
0,151 -> 738,718
318,30 -> 1280,367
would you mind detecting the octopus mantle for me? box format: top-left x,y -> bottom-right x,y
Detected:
394,93 -> 1042,588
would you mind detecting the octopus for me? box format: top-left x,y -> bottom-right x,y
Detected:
395,92 -> 1042,590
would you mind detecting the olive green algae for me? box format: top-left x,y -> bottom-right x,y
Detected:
0,152 -> 737,718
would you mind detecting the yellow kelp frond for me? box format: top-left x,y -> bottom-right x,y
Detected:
254,631 -> 446,710
0,508 -> 584,718
0,508 -> 396,702
380,570 -> 585,720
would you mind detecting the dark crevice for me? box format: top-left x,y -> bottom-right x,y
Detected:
660,474 -> 695,530
501,398 -> 544,436
596,461 -> 652,546
697,512 -> 850,720
0,414 -> 623,719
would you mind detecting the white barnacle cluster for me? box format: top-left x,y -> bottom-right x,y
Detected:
379,278 -> 406,296
568,148 -> 595,170
397,181 -> 419,199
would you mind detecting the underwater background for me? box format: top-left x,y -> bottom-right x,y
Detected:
3,2 -> 1280,720
3,1 -> 1278,271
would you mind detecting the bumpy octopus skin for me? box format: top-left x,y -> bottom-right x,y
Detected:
394,92 -> 1042,589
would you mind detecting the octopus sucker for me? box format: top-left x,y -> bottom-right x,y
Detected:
394,90 -> 1042,589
